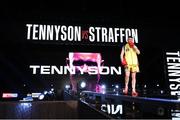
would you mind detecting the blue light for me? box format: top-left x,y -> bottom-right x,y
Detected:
20,103 -> 32,108
101,85 -> 106,89
18,103 -> 32,113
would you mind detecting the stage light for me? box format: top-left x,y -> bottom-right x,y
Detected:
65,84 -> 70,90
44,91 -> 48,95
2,93 -> 18,98
160,90 -> 164,94
115,85 -> 119,89
80,81 -> 86,88
51,88 -> 54,91
38,94 -> 45,100
18,103 -> 32,113
48,91 -> 53,94
32,93 -> 41,98
101,85 -> 106,89
101,84 -> 106,94
49,88 -> 55,94
22,94 -> 33,101
20,103 -> 32,108
157,84 -> 159,87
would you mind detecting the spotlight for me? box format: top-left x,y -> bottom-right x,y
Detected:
51,88 -> 54,91
20,103 -> 32,108
38,94 -> 45,100
160,90 -> 164,94
101,84 -> 106,94
80,81 -> 86,88
65,85 -> 70,90
22,94 -> 33,101
115,85 -> 119,89
101,85 -> 106,89
48,91 -> 53,94
44,91 -> 48,95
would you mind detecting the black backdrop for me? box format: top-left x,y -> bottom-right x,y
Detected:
0,1 -> 180,97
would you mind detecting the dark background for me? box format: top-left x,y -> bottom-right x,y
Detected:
0,1 -> 180,97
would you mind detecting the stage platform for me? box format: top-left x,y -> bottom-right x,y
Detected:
0,90 -> 180,119
70,90 -> 180,119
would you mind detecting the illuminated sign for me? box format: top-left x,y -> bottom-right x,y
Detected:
32,93 -> 41,98
101,104 -> 123,115
29,65 -> 121,75
2,93 -> 18,98
165,51 -> 180,97
165,51 -> 180,120
26,24 -> 138,44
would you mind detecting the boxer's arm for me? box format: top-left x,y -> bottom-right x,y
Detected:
133,46 -> 140,55
120,46 -> 125,62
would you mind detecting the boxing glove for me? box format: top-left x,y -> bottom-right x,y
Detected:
121,57 -> 127,66
129,41 -> 134,48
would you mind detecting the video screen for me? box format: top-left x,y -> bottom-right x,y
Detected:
0,23 -> 169,99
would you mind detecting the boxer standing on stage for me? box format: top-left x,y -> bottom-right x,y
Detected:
120,37 -> 140,97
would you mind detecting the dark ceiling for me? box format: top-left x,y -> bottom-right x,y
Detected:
1,1 -> 179,22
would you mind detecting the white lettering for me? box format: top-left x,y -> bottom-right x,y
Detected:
101,104 -> 123,115
32,24 -> 38,40
89,27 -> 95,42
26,24 -> 32,39
29,65 -> 40,74
54,25 -> 60,40
29,65 -> 121,75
